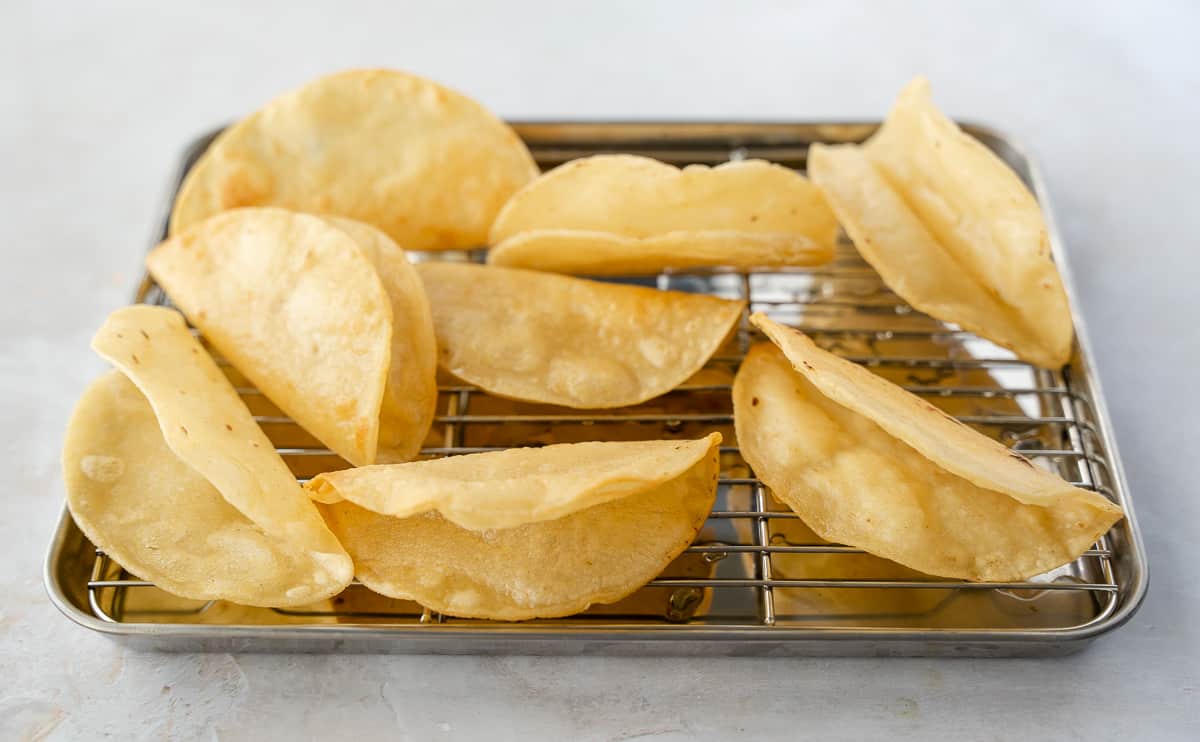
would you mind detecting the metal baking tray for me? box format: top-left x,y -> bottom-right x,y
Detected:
45,121 -> 1147,656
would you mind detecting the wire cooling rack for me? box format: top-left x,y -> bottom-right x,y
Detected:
45,122 -> 1146,656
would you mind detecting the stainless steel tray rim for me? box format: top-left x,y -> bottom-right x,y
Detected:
44,119 -> 1148,656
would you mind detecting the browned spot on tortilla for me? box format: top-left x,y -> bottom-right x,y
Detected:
218,161 -> 273,209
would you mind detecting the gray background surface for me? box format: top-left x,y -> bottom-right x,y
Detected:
3,1 -> 1197,739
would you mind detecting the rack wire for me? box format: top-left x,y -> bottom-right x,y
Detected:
80,244 -> 1124,632
51,123 -> 1143,653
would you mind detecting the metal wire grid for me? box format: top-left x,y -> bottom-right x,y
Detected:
82,244 -> 1122,630
74,129 -> 1125,632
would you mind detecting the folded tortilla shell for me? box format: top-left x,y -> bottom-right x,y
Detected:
416,262 -> 744,408
170,68 -> 538,250
316,434 -> 721,619
63,307 -> 352,606
487,155 -> 836,273
733,314 -> 1121,581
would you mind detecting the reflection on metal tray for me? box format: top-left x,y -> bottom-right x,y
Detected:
44,122 -> 1147,656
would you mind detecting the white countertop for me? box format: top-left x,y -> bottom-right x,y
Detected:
4,1 -> 1197,739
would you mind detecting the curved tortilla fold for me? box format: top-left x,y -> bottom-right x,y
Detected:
307,436 -> 720,530
416,262 -> 744,408
148,208 -> 437,465
63,307 -> 352,606
734,314 -> 1122,581
169,68 -> 538,250
488,229 -> 831,276
809,143 -> 1058,367
322,217 -> 438,462
487,155 -> 836,273
808,77 -> 1073,368
315,433 -> 721,620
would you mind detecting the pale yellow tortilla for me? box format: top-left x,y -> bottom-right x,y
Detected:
66,307 -> 353,606
416,262 -> 744,408
809,77 -> 1073,368
488,229 -> 831,275
318,434 -> 721,620
63,372 -> 346,607
322,217 -> 438,462
734,316 -> 1121,581
866,78 -> 1072,365
487,155 -> 836,273
170,68 -> 538,250
809,143 -> 1059,367
307,434 -> 721,530
147,208 -> 397,465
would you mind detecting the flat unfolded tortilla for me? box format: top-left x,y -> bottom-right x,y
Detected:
487,155 -> 837,273
170,68 -> 538,250
315,434 -> 722,620
416,262 -> 744,408
733,314 -> 1122,581
808,78 -> 1073,368
63,307 -> 352,606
